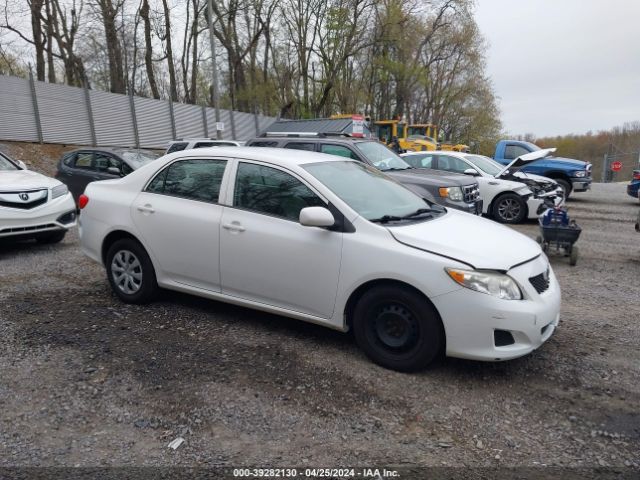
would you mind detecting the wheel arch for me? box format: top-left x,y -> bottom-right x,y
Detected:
343,278 -> 445,340
488,190 -> 529,219
101,229 -> 146,265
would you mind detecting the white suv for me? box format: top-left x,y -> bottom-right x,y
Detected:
79,147 -> 560,371
165,139 -> 242,155
0,151 -> 77,243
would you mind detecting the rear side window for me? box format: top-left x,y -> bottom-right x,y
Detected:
249,141 -> 279,147
320,144 -> 359,159
74,153 -> 93,169
284,142 -> 316,151
194,142 -> 237,148
437,155 -> 468,174
403,154 -> 434,169
145,159 -> 227,203
167,142 -> 188,154
233,162 -> 324,221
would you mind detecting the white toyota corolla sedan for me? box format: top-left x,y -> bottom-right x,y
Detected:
1,151 -> 77,243
79,147 -> 561,371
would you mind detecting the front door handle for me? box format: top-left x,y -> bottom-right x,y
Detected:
222,222 -> 245,233
137,204 -> 155,214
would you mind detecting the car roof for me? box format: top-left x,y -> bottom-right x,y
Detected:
249,135 -> 372,145
176,146 -> 353,167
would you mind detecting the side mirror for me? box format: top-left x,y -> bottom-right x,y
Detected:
299,206 -> 335,228
107,166 -> 122,176
463,168 -> 479,176
17,160 -> 27,170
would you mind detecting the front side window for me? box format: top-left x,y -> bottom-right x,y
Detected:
234,162 -> 324,221
464,155 -> 503,176
145,159 -> 226,203
355,141 -> 411,171
437,155 -> 469,174
504,145 -> 532,160
94,153 -> 122,174
320,144 -> 359,160
304,161 -> 431,222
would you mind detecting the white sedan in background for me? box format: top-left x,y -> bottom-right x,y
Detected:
0,151 -> 77,243
79,147 -> 560,371
402,150 -> 563,223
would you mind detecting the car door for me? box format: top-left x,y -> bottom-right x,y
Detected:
131,158 -> 228,292
219,161 -> 343,319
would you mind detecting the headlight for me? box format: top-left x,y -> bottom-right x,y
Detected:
573,170 -> 586,177
445,268 -> 522,300
51,184 -> 69,199
439,186 -> 463,201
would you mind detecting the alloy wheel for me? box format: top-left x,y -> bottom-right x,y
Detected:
111,249 -> 143,294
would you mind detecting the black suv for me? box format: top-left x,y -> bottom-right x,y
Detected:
246,134 -> 482,214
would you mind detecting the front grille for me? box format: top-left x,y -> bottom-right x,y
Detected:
0,189 -> 48,210
463,184 -> 480,203
0,224 -> 56,234
529,270 -> 550,294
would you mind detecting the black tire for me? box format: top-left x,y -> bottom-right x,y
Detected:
569,245 -> 578,266
556,179 -> 572,199
352,285 -> 443,372
492,193 -> 527,224
36,230 -> 66,244
105,238 -> 158,304
535,235 -> 543,244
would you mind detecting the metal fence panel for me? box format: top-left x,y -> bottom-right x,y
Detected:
205,108 -> 236,140
173,103 -> 205,139
90,90 -> 136,147
233,111 -> 257,140
0,75 -> 38,142
36,81 -> 93,145
135,97 -> 173,149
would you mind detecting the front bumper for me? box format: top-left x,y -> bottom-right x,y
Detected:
432,255 -> 561,361
0,193 -> 77,239
446,198 -> 483,215
571,177 -> 592,192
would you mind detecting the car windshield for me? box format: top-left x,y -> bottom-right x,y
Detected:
303,161 -> 431,222
0,154 -> 19,171
355,141 -> 411,171
464,155 -> 504,176
116,149 -> 159,169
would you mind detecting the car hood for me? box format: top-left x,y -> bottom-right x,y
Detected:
0,169 -> 61,190
513,172 -> 557,185
387,209 -> 541,271
386,168 -> 474,187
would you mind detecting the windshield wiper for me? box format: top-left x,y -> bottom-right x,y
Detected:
369,215 -> 404,224
384,167 -> 411,171
400,208 -> 432,219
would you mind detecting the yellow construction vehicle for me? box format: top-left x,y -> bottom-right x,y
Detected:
374,119 -> 437,151
408,123 -> 469,152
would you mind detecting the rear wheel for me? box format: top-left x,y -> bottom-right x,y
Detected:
36,230 -> 66,244
569,246 -> 579,266
352,285 -> 443,372
105,238 -> 158,304
556,179 -> 572,199
492,193 -> 527,224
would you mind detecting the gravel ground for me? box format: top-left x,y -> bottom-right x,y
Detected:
0,183 -> 638,471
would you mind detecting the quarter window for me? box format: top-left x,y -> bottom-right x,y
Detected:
145,159 -> 227,203
234,162 -> 325,221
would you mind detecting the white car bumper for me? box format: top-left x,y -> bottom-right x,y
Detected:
527,189 -> 564,219
432,254 -> 561,361
0,193 -> 77,239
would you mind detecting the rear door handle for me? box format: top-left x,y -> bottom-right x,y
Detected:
137,204 -> 155,214
222,222 -> 245,233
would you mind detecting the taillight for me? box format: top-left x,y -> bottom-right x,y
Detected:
78,194 -> 89,209
633,171 -> 640,180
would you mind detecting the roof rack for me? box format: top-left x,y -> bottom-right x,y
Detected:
259,132 -> 354,138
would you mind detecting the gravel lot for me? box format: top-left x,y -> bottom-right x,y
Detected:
0,183 -> 638,471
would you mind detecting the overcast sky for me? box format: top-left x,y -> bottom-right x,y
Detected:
474,0 -> 640,137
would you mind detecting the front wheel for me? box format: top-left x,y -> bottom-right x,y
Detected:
352,285 -> 443,372
105,238 -> 158,304
556,179 -> 572,199
569,245 -> 579,266
492,193 -> 527,224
